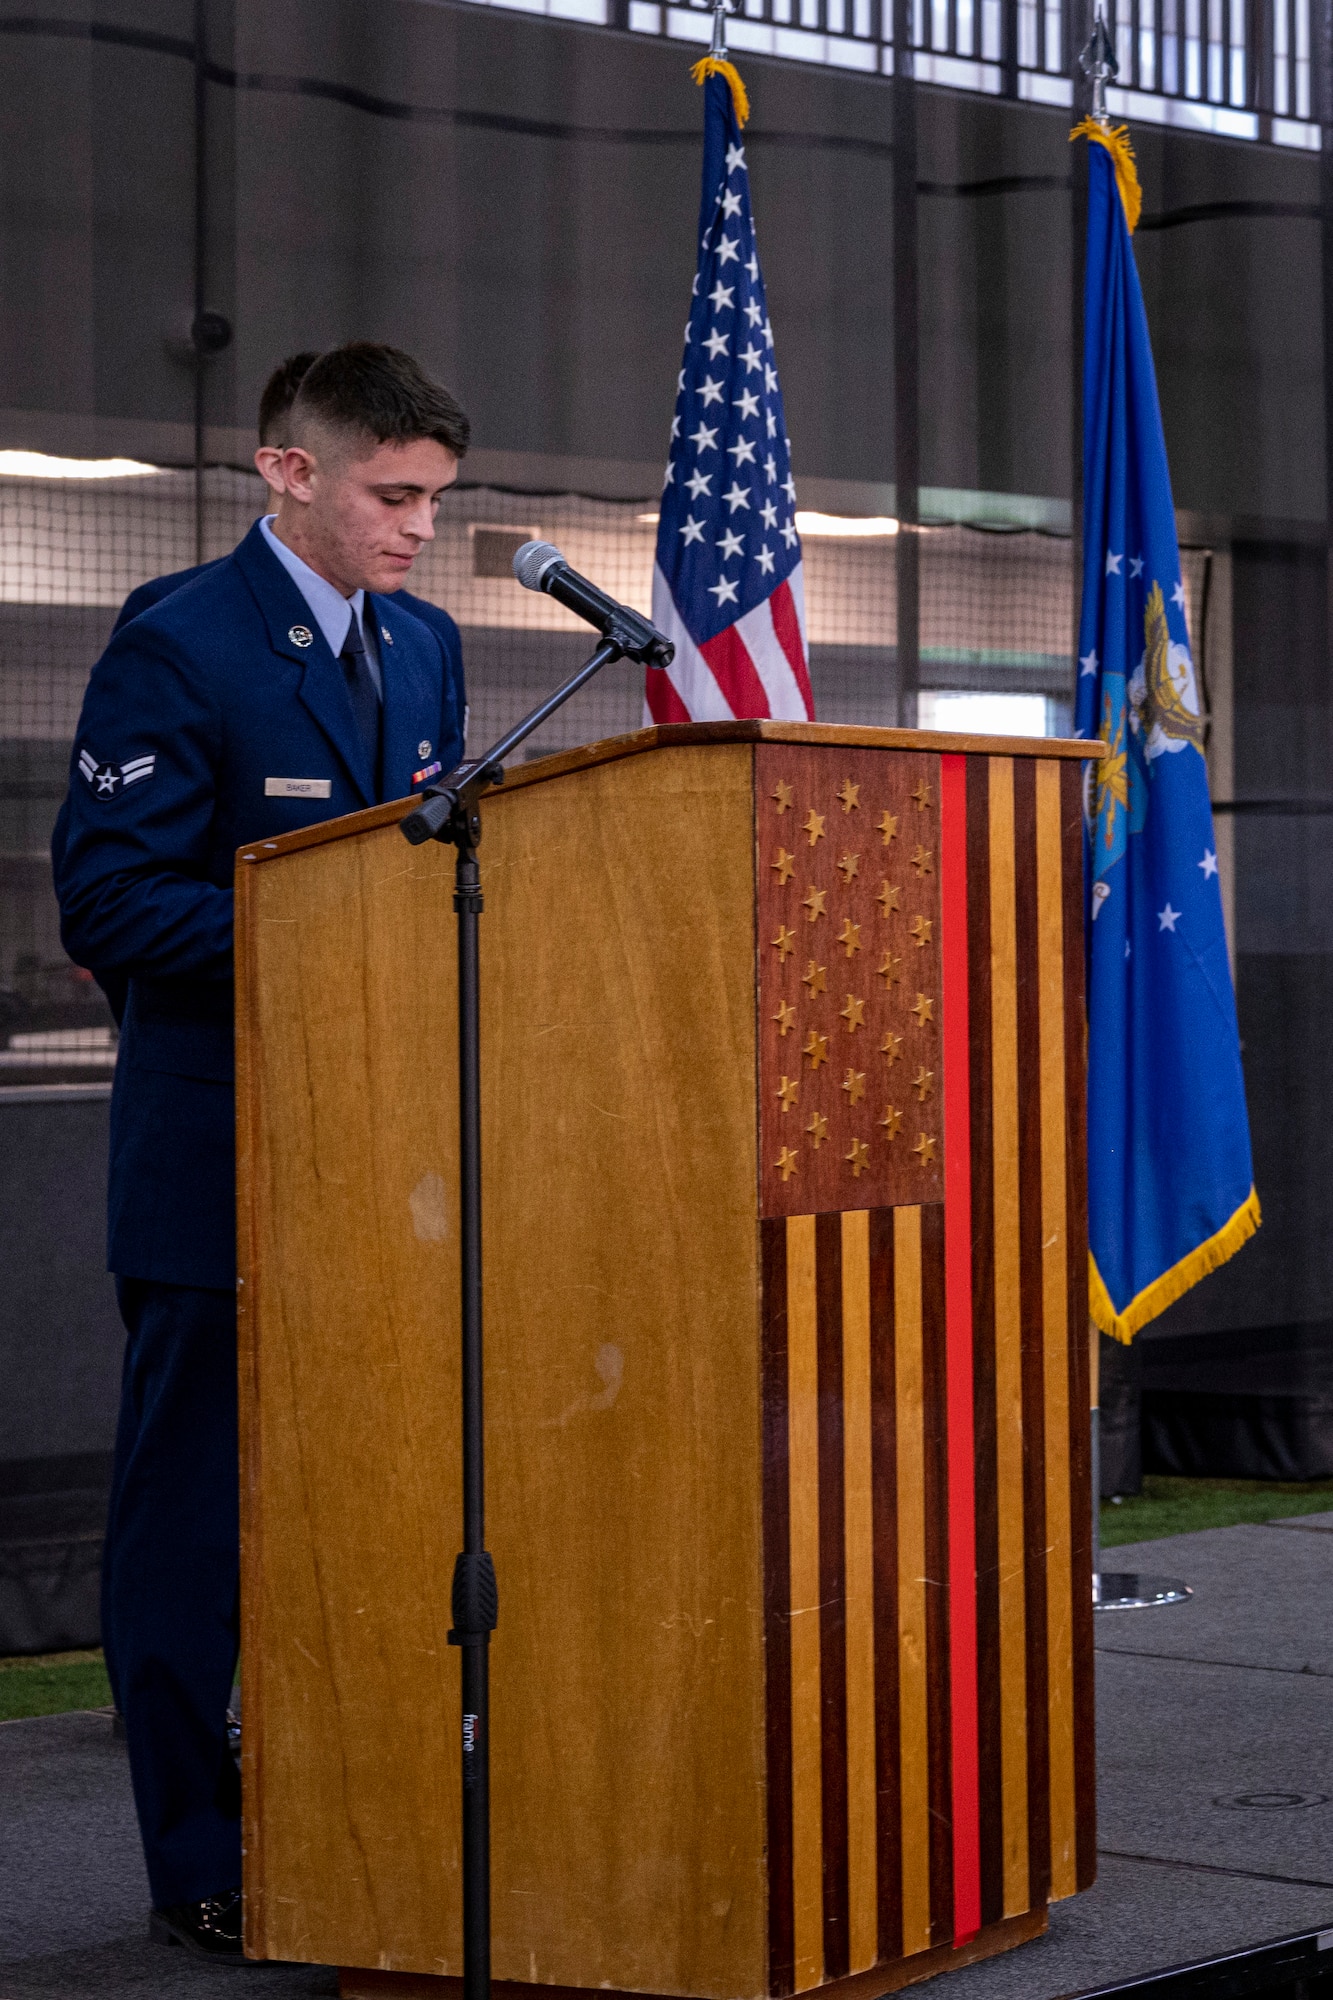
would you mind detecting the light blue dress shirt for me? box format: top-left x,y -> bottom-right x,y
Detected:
260,514 -> 382,695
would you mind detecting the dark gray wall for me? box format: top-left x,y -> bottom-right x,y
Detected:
0,0 -> 1324,519
0,1091 -> 121,1470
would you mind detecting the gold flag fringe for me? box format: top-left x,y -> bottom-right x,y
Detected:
1070,116 -> 1142,234
691,55 -> 751,127
1090,1185 -> 1262,1344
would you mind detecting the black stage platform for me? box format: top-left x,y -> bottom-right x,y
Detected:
3,1517 -> 1333,2000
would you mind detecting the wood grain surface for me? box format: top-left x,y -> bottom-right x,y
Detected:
337,1906 -> 1046,2000
238,741 -> 769,1991
238,732 -> 1096,1999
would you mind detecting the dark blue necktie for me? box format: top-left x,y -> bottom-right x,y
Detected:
339,610 -> 382,788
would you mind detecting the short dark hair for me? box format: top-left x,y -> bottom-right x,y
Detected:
258,351 -> 321,445
290,342 -> 470,459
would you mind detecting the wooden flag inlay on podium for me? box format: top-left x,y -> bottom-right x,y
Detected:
755,751 -> 1094,1995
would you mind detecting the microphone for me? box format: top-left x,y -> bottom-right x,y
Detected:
512,541 -> 674,669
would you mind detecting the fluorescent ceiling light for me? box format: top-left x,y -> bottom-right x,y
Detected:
0,449 -> 163,480
635,509 -> 899,537
795,511 -> 898,537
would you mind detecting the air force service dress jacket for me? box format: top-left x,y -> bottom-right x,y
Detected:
52,519 -> 466,1292
114,559 -> 467,748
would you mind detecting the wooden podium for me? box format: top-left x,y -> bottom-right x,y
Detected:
235,722 -> 1097,2000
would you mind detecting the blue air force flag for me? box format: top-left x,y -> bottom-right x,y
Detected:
1075,121 -> 1258,1341
647,60 -> 815,724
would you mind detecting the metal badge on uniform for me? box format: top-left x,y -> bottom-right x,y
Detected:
78,748 -> 155,797
265,777 -> 332,799
418,740 -> 432,759
288,625 -> 314,648
381,627 -> 394,645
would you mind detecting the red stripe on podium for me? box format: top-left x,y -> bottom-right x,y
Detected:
940,752 -> 982,1943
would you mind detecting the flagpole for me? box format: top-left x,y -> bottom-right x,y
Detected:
1075,15 -> 1192,1617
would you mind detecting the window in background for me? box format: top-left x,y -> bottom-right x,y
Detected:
917,690 -> 1066,736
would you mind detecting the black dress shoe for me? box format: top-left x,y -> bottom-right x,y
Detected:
149,1889 -> 245,1960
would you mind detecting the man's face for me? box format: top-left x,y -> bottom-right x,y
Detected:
273,434 -> 459,596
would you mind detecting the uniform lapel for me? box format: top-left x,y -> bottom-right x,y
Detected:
233,523 -> 374,807
370,593 -> 446,800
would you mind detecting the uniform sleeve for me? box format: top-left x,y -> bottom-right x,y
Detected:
52,626 -> 234,981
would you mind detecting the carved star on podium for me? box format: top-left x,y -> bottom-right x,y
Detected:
773,999 -> 796,1037
776,1145 -> 799,1182
772,847 -> 795,885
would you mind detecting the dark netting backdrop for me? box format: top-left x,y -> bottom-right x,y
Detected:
0,465 -> 1210,1082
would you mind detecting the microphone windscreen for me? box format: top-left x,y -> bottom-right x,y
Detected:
512,540 -> 564,591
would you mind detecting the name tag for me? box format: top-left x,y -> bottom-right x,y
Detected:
265,777 -> 332,799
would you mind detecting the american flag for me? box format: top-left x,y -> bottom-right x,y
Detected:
648,64 -> 815,725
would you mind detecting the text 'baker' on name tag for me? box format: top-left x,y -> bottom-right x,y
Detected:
265,777 -> 332,799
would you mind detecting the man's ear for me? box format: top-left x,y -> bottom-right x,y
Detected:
254,446 -> 286,497
277,446 -> 318,504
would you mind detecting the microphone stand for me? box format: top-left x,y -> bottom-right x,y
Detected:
400,622 -> 668,2000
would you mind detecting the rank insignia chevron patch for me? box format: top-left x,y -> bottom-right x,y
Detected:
78,749 -> 156,797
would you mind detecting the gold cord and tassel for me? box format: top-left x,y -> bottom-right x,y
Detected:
1070,115 -> 1142,233
690,55 -> 750,126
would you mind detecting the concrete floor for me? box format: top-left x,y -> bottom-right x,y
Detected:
4,1519 -> 1333,1998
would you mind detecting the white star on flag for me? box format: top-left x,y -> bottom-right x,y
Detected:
717,235 -> 740,266
1130,555 -> 1144,576
1199,850 -> 1218,878
708,282 -> 734,312
734,388 -> 760,420
703,328 -> 729,360
685,469 -> 712,500
725,142 -> 745,171
1172,580 -> 1188,609
1106,551 -> 1123,575
679,515 -> 705,544
717,526 -> 745,559
698,376 -> 724,406
690,423 -> 718,451
756,545 -> 775,574
1158,904 -> 1181,932
721,189 -> 742,218
708,575 -> 739,606
723,482 -> 751,513
1080,649 -> 1099,677
728,437 -> 757,466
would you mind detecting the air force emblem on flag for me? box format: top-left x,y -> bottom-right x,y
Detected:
78,748 -> 156,797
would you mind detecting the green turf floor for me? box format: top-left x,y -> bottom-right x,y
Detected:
1099,1473 -> 1333,1547
0,1649 -> 112,1722
3,1477 -> 1333,1722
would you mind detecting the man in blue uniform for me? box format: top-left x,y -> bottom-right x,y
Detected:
52,342 -> 470,1961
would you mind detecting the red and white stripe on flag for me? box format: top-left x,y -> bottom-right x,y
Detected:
645,562 -> 815,724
